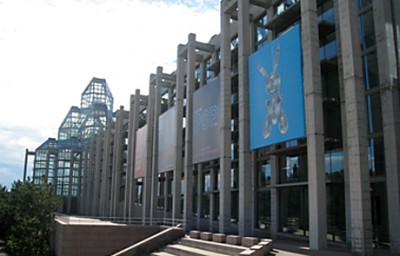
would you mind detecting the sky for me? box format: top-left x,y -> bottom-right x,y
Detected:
0,0 -> 220,189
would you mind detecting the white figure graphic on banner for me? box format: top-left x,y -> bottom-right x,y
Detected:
257,44 -> 288,139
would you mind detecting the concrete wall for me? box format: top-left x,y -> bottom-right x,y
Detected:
53,221 -> 162,256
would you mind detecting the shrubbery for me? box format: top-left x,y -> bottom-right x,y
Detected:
0,181 -> 61,256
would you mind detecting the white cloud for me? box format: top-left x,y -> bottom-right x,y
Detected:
0,0 -> 220,187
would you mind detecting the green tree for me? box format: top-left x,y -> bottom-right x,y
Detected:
3,181 -> 61,256
0,184 -> 11,239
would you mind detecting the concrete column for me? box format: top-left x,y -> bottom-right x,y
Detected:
197,164 -> 203,229
209,168 -> 216,231
173,45 -> 185,223
163,173 -> 168,219
183,34 -> 196,231
219,0 -> 232,234
300,0 -> 327,250
270,147 -> 279,239
168,87 -> 173,108
200,60 -> 206,87
237,0 -> 253,237
143,76 -> 155,224
112,107 -> 126,217
373,0 -> 400,252
266,6 -> 275,41
125,91 -> 140,218
86,142 -> 95,216
338,0 -> 373,254
150,67 -> 163,224
100,122 -> 112,217
394,0 -> 400,68
92,132 -> 103,215
333,0 -> 352,245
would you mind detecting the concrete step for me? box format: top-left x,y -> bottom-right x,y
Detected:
179,237 -> 247,256
164,244 -> 229,256
150,252 -> 177,256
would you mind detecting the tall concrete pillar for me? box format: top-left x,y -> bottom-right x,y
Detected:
125,91 -> 140,218
333,0 -> 352,245
92,132 -> 103,215
196,164 -> 203,229
150,67 -> 163,224
373,0 -> 400,252
111,106 -> 126,217
270,146 -> 279,239
219,0 -> 232,234
300,0 -> 327,250
237,0 -> 253,237
173,45 -> 185,222
100,122 -> 113,217
183,34 -> 196,231
209,168 -> 216,231
143,76 -> 155,224
86,142 -> 96,216
338,0 -> 373,254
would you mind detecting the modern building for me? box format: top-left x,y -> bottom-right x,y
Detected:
31,77 -> 114,213
28,0 -> 400,255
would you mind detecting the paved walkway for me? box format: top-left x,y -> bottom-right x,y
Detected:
271,239 -> 394,256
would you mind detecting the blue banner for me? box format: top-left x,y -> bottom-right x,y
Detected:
193,77 -> 220,164
249,24 -> 305,149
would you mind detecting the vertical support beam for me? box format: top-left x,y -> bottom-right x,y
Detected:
197,164 -> 203,229
150,67 -> 163,224
219,0 -> 232,234
100,123 -> 112,217
301,0 -> 327,250
173,45 -> 185,222
143,76 -> 155,224
338,0 -> 373,254
373,0 -> 400,252
183,34 -> 196,231
334,0 -> 352,244
125,91 -> 140,218
394,0 -> 400,70
333,1 -> 351,244
238,0 -> 253,237
23,149 -> 29,181
112,107 -> 125,217
200,60 -> 207,87
209,168 -> 216,231
93,133 -> 103,215
270,146 -> 279,239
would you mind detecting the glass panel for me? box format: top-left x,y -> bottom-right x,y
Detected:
258,162 -> 271,187
367,93 -> 383,133
325,150 -> 344,182
203,173 -> 211,192
279,154 -> 307,183
371,182 -> 389,244
256,190 -> 271,230
231,191 -> 238,223
359,10 -> 375,50
327,183 -> 346,242
363,51 -> 379,90
279,187 -> 309,236
369,137 -> 385,176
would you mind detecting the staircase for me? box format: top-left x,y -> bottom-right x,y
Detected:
150,235 -> 249,256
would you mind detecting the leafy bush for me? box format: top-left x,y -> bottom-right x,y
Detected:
0,181 -> 61,256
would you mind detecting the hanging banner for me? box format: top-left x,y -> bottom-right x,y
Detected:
249,24 -> 305,149
158,106 -> 177,172
192,77 -> 220,164
134,125 -> 147,178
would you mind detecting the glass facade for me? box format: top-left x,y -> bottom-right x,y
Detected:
33,77 -> 113,213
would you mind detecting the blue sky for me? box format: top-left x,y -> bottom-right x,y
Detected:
0,0 -> 220,189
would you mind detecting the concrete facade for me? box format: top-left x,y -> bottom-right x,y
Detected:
30,0 -> 400,255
